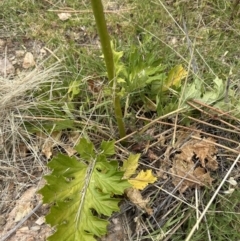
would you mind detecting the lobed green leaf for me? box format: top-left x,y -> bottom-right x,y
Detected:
39,138 -> 130,241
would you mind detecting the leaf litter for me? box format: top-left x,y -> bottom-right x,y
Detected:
169,133 -> 218,193
125,187 -> 153,215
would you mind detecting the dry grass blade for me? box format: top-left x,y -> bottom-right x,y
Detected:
0,63 -> 61,115
0,62 -> 61,221
185,154 -> 240,241
0,63 -> 62,155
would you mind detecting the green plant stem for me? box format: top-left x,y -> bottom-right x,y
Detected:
90,0 -> 126,139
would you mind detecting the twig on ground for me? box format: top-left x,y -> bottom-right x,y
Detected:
182,19 -> 199,75
185,154 -> 240,241
47,8 -> 135,14
0,202 -> 42,241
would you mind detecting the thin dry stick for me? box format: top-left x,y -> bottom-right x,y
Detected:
43,47 -> 61,62
137,116 -> 240,149
185,154 -> 240,241
191,135 -> 240,155
138,108 -> 185,135
191,99 -> 240,124
172,39 -> 194,146
187,100 -> 240,132
202,203 -> 212,241
13,114 -> 109,130
47,8 -> 135,13
182,19 -> 199,75
195,188 -> 199,230
115,108 -> 185,143
154,185 -> 197,210
156,0 -> 213,76
188,116 -> 240,135
168,16 -> 199,145
0,202 -> 42,241
163,212 -> 191,241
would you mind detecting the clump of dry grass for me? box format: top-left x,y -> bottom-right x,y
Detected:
0,63 -> 61,214
0,64 -> 60,114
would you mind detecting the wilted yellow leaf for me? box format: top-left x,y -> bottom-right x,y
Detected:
129,170 -> 157,190
162,64 -> 187,91
121,153 -> 140,179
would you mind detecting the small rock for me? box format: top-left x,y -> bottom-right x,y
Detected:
9,56 -> 15,61
30,226 -> 41,231
170,37 -> 178,46
22,52 -> 35,69
15,50 -> 25,57
18,226 -> 29,231
57,12 -> 71,21
0,39 -> 6,47
35,216 -> 45,226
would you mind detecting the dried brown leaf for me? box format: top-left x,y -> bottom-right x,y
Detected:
170,158 -> 197,193
191,137 -> 217,170
125,187 -> 153,215
41,132 -> 61,159
194,167 -> 214,186
169,135 -> 218,192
